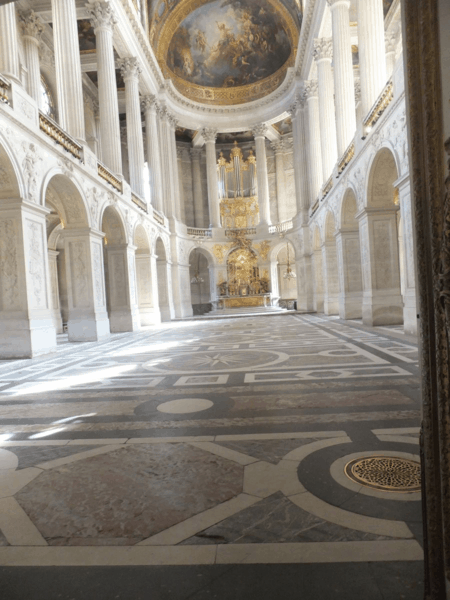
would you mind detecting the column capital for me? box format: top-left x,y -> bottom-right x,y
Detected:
141,94 -> 158,112
119,57 -> 142,81
19,10 -> 44,42
313,38 -> 333,62
168,114 -> 178,129
86,1 -> 117,32
304,80 -> 319,100
385,30 -> 398,53
202,128 -> 217,143
327,0 -> 350,9
252,124 -> 268,139
271,140 -> 284,153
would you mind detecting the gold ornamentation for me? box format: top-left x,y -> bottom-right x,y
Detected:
337,142 -> 355,176
213,243 -> 231,263
39,111 -> 82,160
220,196 -> 259,229
97,161 -> 122,193
131,193 -> 148,213
254,240 -> 271,261
363,80 -> 394,130
222,296 -> 266,308
393,187 -> 400,206
322,174 -> 334,198
345,456 -> 421,492
154,0 -> 298,106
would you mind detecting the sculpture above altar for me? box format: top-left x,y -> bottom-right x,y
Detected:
217,141 -> 260,229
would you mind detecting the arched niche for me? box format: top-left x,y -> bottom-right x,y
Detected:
311,225 -> 324,313
322,211 -> 339,315
155,236 -> 173,322
134,224 -> 159,326
189,247 -> 212,315
276,241 -> 297,306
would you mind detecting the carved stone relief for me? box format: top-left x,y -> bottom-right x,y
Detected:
0,219 -> 18,310
26,219 -> 47,309
22,143 -> 42,203
69,241 -> 89,308
92,243 -> 104,308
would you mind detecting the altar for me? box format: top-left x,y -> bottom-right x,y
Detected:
218,294 -> 271,309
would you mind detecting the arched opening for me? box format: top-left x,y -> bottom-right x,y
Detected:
101,205 -> 140,332
276,242 -> 297,309
189,247 -> 212,315
134,224 -> 160,326
44,174 -> 110,343
337,189 -> 363,319
155,237 -> 173,322
360,147 -> 403,326
312,226 -> 324,313
322,212 -> 340,315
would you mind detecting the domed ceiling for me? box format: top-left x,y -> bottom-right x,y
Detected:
149,0 -> 301,105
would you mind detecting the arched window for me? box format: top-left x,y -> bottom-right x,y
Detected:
40,76 -> 56,121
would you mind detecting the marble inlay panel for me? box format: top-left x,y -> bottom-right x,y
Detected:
215,439 -> 322,465
7,446 -> 97,470
180,492 -> 392,545
15,444 -> 244,545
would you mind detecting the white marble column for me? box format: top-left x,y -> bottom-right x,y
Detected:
328,0 -> 356,156
190,148 -> 205,228
336,229 -> 363,318
395,173 -> 417,334
19,10 -> 44,107
177,146 -> 186,223
167,115 -> 182,221
357,0 -> 387,117
313,38 -> 338,180
87,1 -> 122,174
158,108 -> 173,217
202,128 -> 221,228
358,208 -> 403,326
51,0 -> 85,140
312,248 -> 324,312
119,57 -> 145,198
289,100 -> 310,220
0,3 -> 20,83
271,141 -> 285,223
304,81 -> 323,202
62,228 -> 110,342
93,100 -> 102,161
252,124 -> 271,226
142,95 -> 164,213
385,30 -> 397,79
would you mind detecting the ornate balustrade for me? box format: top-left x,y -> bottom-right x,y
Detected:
337,141 -> 355,176
363,79 -> 394,134
152,208 -> 168,228
310,199 -> 319,217
268,219 -> 293,235
131,192 -> 148,213
322,174 -> 334,199
0,75 -> 11,105
39,111 -> 82,160
97,160 -> 123,193
225,227 -> 257,237
187,227 -> 212,238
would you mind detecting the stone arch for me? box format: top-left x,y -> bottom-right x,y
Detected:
42,170 -> 90,227
359,146 -> 403,326
101,204 -> 126,245
311,224 -> 324,312
276,241 -> 297,304
340,188 -> 358,229
0,135 -> 24,200
155,236 -> 173,322
322,211 -> 339,315
133,224 -> 159,326
189,247 -> 212,315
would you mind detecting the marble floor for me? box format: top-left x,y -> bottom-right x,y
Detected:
0,314 -> 423,599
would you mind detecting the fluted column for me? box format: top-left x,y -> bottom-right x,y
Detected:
289,100 -> 310,219
158,108 -> 172,216
19,10 -> 44,106
191,148 -> 204,228
357,0 -> 387,117
168,115 -> 182,221
385,30 -> 397,78
328,0 -> 356,156
0,3 -> 20,83
202,128 -> 221,228
119,57 -> 145,198
313,38 -> 338,180
142,95 -> 164,213
87,1 -> 122,173
51,0 -> 85,139
252,124 -> 271,226
271,141 -> 285,223
304,81 -> 323,202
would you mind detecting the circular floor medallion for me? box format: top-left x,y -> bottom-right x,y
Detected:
156,398 -> 213,414
344,456 -> 421,492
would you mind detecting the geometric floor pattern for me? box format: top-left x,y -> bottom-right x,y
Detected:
0,314 -> 423,599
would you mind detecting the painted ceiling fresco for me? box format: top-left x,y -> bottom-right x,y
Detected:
150,0 -> 300,105
167,0 -> 291,88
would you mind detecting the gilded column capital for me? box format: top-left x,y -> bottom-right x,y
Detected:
19,10 -> 44,42
252,124 -> 268,139
202,128 -> 218,143
141,94 -> 158,112
304,80 -> 319,100
119,57 -> 142,81
85,1 -> 117,32
313,38 -> 333,62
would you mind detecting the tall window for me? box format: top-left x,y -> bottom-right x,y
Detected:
40,76 -> 56,121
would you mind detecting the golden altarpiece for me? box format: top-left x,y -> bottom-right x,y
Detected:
216,143 -> 271,308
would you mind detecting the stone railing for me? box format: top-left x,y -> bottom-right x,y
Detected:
153,208 -> 168,228
39,111 -> 82,160
97,160 -> 123,193
187,227 -> 212,238
363,79 -> 394,135
225,227 -> 257,237
268,219 -> 293,235
337,141 -> 355,176
131,192 -> 148,213
0,75 -> 11,106
322,174 -> 334,199
310,199 -> 320,217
